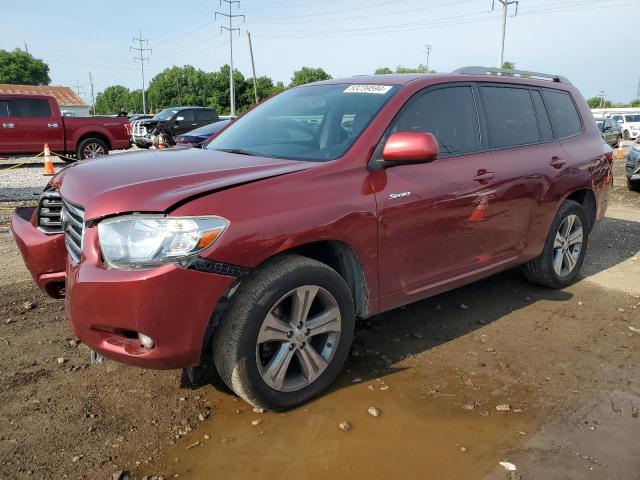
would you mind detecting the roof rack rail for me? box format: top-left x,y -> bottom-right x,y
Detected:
453,66 -> 572,86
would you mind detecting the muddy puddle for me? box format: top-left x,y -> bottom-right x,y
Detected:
139,366 -> 541,479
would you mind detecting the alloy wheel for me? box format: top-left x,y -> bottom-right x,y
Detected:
83,143 -> 106,158
552,214 -> 583,277
256,285 -> 341,392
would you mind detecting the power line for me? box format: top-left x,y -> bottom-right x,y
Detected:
492,0 -> 519,69
216,0 -> 245,117
131,29 -> 152,114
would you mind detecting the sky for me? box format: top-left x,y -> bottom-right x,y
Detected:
1,0 -> 639,105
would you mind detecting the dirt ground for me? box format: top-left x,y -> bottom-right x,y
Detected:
0,154 -> 638,479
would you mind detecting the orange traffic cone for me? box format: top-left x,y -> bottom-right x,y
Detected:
615,143 -> 624,159
43,144 -> 55,176
469,194 -> 489,222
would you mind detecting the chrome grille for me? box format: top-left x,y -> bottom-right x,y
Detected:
37,190 -> 63,233
61,199 -> 85,265
132,121 -> 147,137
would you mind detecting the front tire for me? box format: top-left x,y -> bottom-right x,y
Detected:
213,255 -> 355,411
524,200 -> 589,288
628,178 -> 640,192
76,137 -> 108,160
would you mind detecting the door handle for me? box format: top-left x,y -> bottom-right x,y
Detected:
473,170 -> 495,182
2,122 -> 14,129
549,156 -> 566,169
47,123 -> 59,128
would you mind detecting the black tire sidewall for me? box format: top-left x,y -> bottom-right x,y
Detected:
220,259 -> 355,410
77,138 -> 108,160
541,201 -> 589,287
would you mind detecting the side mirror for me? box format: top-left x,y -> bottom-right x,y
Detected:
382,132 -> 439,164
175,116 -> 184,122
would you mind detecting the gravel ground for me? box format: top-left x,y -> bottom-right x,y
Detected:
0,148 -> 140,201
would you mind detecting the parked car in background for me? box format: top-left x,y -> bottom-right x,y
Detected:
174,119 -> 231,147
0,93 -> 130,160
12,67 -> 611,411
609,113 -> 640,140
131,107 -> 219,148
626,137 -> 640,191
595,117 -> 622,147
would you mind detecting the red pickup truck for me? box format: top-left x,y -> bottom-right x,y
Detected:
0,93 -> 130,160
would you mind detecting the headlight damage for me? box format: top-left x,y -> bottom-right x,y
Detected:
98,215 -> 229,269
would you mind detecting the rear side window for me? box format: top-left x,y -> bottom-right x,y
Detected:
530,90 -> 553,142
9,98 -> 52,118
480,86 -> 539,148
542,90 -> 582,138
0,100 -> 9,117
391,86 -> 480,157
195,109 -> 216,122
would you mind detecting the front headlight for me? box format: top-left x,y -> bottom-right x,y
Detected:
97,215 -> 229,269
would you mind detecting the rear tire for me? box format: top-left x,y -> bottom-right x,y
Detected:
213,255 -> 355,411
524,200 -> 589,288
76,137 -> 108,160
628,178 -> 640,192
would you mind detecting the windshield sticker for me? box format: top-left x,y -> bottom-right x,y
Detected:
343,85 -> 393,94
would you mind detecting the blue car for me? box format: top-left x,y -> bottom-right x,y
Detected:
627,137 -> 640,191
174,119 -> 231,147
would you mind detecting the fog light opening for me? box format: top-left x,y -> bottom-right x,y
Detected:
138,332 -> 155,349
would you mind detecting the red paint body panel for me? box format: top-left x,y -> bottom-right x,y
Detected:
10,207 -> 67,296
0,94 -> 130,156
11,73 -> 611,369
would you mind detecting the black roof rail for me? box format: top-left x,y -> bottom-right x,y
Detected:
453,66 -> 572,86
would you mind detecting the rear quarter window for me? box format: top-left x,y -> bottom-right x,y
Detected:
542,90 -> 582,138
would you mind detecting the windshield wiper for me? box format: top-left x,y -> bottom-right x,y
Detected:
214,148 -> 271,157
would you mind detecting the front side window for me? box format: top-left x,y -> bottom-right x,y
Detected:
179,110 -> 195,122
207,84 -> 398,161
480,86 -> 539,148
389,86 -> 481,157
543,90 -> 582,138
9,98 -> 52,118
153,109 -> 178,121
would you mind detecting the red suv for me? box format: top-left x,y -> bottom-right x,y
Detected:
12,67 -> 612,410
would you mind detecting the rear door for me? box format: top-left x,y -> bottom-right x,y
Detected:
3,98 -> 64,153
194,109 -> 217,129
0,97 -> 19,153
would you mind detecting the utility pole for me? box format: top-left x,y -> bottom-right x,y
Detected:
216,0 -> 245,117
424,44 -> 432,72
23,41 -> 29,54
492,0 -> 519,68
131,29 -> 152,114
599,90 -> 607,108
72,80 -> 85,96
247,31 -> 259,105
88,72 -> 95,114
636,78 -> 640,100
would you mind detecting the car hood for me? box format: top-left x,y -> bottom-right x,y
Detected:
56,148 -> 315,220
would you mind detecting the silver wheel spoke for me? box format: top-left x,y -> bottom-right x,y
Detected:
564,250 -> 576,271
563,215 -> 575,238
290,286 -> 319,326
553,249 -> 564,274
296,344 -> 328,384
567,227 -> 583,246
263,344 -> 296,391
257,313 -> 292,344
306,306 -> 341,337
554,231 -> 565,248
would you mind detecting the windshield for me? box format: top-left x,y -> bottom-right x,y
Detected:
153,108 -> 178,121
187,120 -> 230,136
206,83 -> 398,161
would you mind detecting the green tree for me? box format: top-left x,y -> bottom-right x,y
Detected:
501,61 -> 515,70
374,67 -> 393,75
94,85 -> 131,115
630,99 -> 640,108
586,96 -> 611,108
147,65 -> 215,111
0,49 -> 50,85
290,67 -> 332,87
375,65 -> 435,75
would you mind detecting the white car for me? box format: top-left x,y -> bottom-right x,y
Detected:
609,114 -> 640,140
